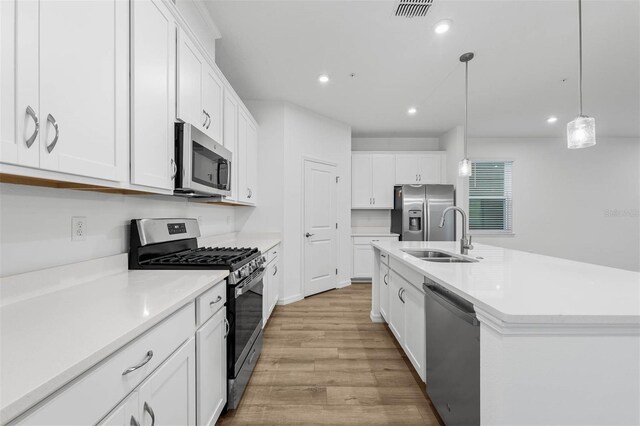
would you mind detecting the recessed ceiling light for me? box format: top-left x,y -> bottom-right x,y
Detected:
547,116 -> 558,124
434,19 -> 452,34
318,74 -> 330,84
408,107 -> 417,115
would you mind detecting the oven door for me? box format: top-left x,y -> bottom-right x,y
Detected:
175,123 -> 232,197
232,268 -> 264,376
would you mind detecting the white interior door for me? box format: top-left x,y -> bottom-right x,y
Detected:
303,160 -> 337,297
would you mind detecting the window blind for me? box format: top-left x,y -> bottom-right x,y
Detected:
469,161 -> 513,233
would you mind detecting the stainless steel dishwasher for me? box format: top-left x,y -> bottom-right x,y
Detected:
424,278 -> 480,426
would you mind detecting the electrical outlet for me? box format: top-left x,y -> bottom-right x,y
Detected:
72,216 -> 87,241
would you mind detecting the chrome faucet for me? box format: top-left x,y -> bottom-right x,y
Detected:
439,206 -> 473,255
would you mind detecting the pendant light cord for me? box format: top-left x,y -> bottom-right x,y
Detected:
464,61 -> 468,158
578,0 -> 583,116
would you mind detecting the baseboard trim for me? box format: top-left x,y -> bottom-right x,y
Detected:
370,311 -> 384,323
277,293 -> 304,306
337,280 -> 351,289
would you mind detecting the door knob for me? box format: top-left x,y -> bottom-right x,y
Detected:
305,232 -> 315,238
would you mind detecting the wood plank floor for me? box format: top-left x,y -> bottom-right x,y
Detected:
218,283 -> 442,425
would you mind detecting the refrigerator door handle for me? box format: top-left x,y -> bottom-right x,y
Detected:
424,200 -> 429,241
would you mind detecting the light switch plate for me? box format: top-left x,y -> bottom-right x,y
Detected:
72,216 -> 87,241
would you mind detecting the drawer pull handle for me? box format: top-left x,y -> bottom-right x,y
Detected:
144,402 -> 156,426
209,295 -> 222,307
383,274 -> 388,285
122,350 -> 153,375
130,416 -> 140,426
273,266 -> 277,276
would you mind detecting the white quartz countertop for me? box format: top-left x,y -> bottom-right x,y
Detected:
352,227 -> 399,237
0,267 -> 228,423
372,241 -> 640,324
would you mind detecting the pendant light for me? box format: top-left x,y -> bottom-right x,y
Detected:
567,0 -> 596,149
458,52 -> 474,177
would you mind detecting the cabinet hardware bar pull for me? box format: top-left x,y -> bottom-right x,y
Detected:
46,113 -> 59,153
130,416 -> 140,426
122,350 -> 153,375
144,402 -> 156,426
383,274 -> 388,285
170,158 -> 177,179
25,106 -> 39,148
209,295 -> 222,306
273,266 -> 277,276
224,318 -> 230,338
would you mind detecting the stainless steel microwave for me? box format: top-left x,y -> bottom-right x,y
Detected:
174,123 -> 231,198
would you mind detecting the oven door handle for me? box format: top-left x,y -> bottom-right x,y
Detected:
235,267 -> 266,298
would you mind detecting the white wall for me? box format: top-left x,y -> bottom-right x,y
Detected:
351,210 -> 390,229
468,137 -> 640,272
438,126 -> 467,239
174,0 -> 220,61
0,184 -> 236,277
239,101 -> 352,303
352,137 -> 439,152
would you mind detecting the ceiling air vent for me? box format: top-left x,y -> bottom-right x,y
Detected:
393,0 -> 434,18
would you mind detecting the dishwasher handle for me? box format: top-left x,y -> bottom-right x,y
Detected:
423,282 -> 479,326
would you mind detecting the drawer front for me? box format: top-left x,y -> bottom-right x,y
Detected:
265,244 -> 279,264
15,303 -> 196,426
353,236 -> 398,245
389,257 -> 424,293
197,280 -> 227,326
380,251 -> 390,266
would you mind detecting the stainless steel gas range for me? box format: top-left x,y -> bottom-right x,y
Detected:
128,218 -> 264,410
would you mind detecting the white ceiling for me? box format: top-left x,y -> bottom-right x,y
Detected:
204,0 -> 639,138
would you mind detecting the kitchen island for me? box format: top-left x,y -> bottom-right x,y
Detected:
371,240 -> 640,426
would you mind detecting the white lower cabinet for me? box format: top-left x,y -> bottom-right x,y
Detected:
352,236 -> 399,280
379,254 -> 390,321
99,392 -> 138,426
263,246 -> 281,327
196,308 -> 227,426
100,338 -> 197,426
386,269 -> 426,382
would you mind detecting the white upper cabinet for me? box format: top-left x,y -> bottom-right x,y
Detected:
351,153 -> 395,208
177,28 -> 223,144
130,0 -> 176,191
177,28 -> 204,129
202,67 -> 223,143
223,90 -> 239,201
8,0 -> 128,181
395,153 -> 443,184
237,108 -> 258,205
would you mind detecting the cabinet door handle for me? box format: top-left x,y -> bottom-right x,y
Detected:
46,113 -> 59,153
143,402 -> 156,426
202,109 -> 208,127
247,188 -> 252,198
419,174 -> 422,181
209,295 -> 222,307
122,350 -> 153,375
130,416 -> 140,426
224,318 -> 230,338
383,274 -> 388,285
273,266 -> 277,276
25,105 -> 39,148
170,158 -> 177,180
373,198 -> 375,205
400,288 -> 406,303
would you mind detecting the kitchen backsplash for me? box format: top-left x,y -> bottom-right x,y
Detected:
351,209 -> 391,229
0,183 -> 237,277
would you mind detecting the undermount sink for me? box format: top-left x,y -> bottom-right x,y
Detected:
402,249 -> 478,263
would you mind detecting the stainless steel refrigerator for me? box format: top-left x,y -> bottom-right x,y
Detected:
390,185 -> 455,241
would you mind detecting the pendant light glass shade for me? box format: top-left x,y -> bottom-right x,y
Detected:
567,0 -> 596,149
567,115 -> 596,149
458,158 -> 472,177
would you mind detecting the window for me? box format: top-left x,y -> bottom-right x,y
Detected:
468,161 -> 513,234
